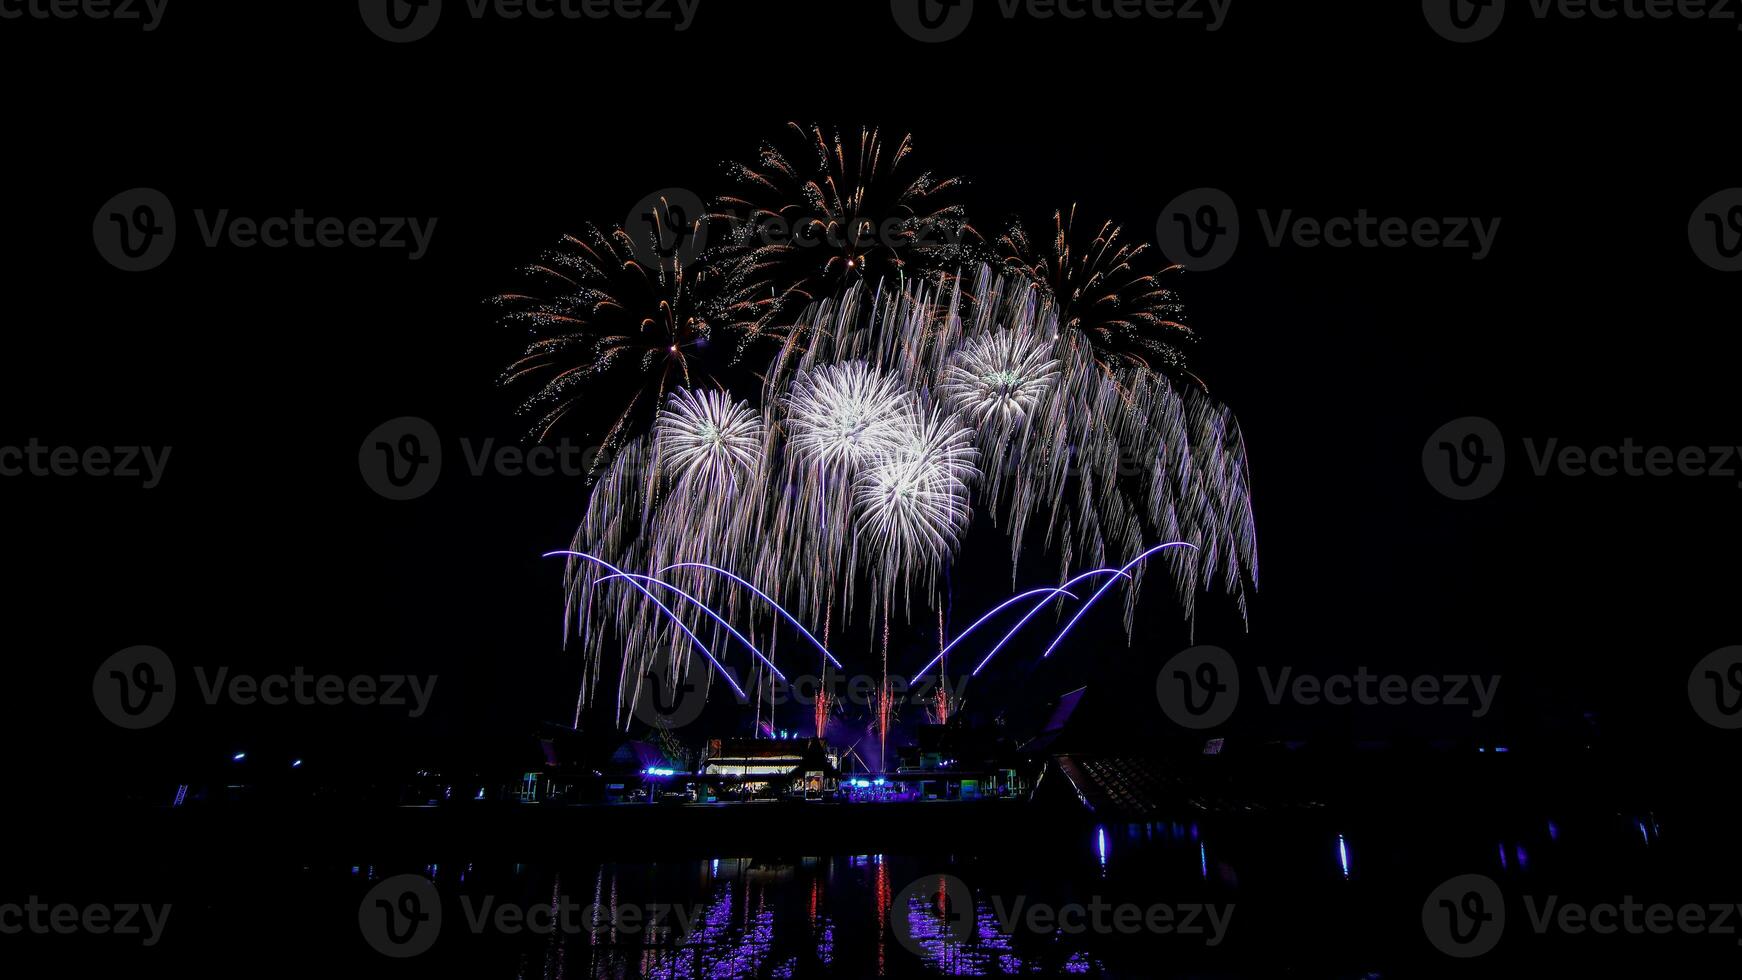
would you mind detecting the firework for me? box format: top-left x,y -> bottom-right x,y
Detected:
705,123 -> 980,337
938,322 -> 1061,429
851,403 -> 978,598
492,224 -> 720,474
1000,204 -> 1196,378
655,388 -> 764,494
783,361 -> 915,474
503,129 -> 1260,736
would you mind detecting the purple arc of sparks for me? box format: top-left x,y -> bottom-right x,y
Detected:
908,587 -> 1081,683
658,562 -> 846,670
592,572 -> 785,682
970,567 -> 1137,677
542,550 -> 747,699
1040,541 -> 1199,661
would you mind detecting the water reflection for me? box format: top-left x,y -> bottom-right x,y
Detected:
336,808 -> 1676,978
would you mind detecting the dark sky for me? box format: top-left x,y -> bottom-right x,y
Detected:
3,2 -> 1737,791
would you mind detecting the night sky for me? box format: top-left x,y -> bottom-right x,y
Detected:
3,2 -> 1737,795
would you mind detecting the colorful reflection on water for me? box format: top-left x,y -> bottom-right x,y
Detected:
321,808 -> 1675,978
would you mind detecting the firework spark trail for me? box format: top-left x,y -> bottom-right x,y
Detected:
906,585 -> 1084,682
1040,541 -> 1200,662
970,560 -> 1183,678
545,550 -> 747,700
658,562 -> 846,670
591,572 -> 784,681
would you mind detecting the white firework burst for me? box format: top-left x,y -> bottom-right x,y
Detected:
939,325 -> 1061,428
655,388 -> 764,492
853,405 -> 978,582
783,361 -> 913,473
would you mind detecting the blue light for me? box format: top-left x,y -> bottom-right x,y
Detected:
644,767 -> 677,777
851,779 -> 870,788
1493,746 -> 1509,753
1199,842 -> 1208,879
232,752 -> 247,762
1337,834 -> 1351,878
1096,826 -> 1108,867
873,778 -> 886,786
290,759 -> 303,768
